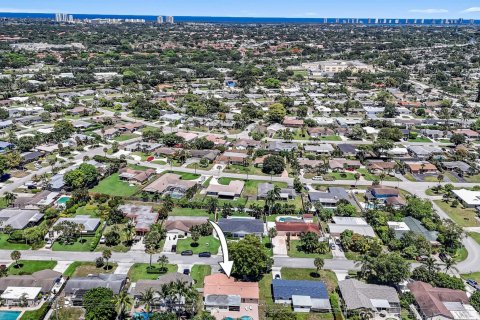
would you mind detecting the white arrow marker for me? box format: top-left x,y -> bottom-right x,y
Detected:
210,221 -> 234,277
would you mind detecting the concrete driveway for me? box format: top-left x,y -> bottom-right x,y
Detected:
272,236 -> 288,256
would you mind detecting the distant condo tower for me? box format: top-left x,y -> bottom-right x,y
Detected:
55,13 -> 73,23
166,16 -> 174,23
157,16 -> 164,24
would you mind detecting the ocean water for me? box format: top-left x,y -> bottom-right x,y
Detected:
0,12 -> 479,25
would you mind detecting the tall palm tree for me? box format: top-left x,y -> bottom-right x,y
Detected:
139,288 -> 156,317
265,185 -> 281,217
4,192 -> 16,207
124,223 -> 136,245
115,290 -> 133,320
314,258 -> 324,275
157,255 -> 169,272
443,256 -> 458,274
421,256 -> 441,277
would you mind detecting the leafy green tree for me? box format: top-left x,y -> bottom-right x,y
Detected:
267,103 -> 286,123
262,155 -> 285,175
300,232 -> 320,253
470,291 -> 480,312
335,202 -> 357,217
229,235 -> 273,279
264,78 -> 281,89
358,252 -> 410,285
450,133 -> 466,146
10,250 -> 20,268
83,287 -> 116,320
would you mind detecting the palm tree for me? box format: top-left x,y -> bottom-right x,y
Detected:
102,249 -> 112,270
314,258 -> 324,275
145,246 -> 156,268
157,255 -> 169,272
442,256 -> 458,274
354,173 -> 361,187
139,288 -> 156,317
437,174 -> 444,188
124,223 -> 136,245
421,256 -> 441,278
4,192 -> 16,207
114,290 -> 133,320
265,185 -> 281,217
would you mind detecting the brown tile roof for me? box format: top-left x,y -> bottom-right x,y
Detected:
203,274 -> 259,300
275,222 -> 321,235
408,281 -> 470,319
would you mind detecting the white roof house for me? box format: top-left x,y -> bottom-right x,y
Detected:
1,286 -> 42,301
452,189 -> 480,208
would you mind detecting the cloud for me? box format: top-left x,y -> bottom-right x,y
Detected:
409,8 -> 449,14
463,7 -> 480,13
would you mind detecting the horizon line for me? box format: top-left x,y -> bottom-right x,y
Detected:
0,11 -> 478,20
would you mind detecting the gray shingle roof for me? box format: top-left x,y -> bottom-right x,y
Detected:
65,274 -> 127,295
339,279 -> 399,312
218,218 -> 264,235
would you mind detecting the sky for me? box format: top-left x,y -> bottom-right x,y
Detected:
2,0 -> 480,18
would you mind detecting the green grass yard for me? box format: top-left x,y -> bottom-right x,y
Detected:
8,260 -> 57,275
52,236 -> 96,252
113,133 -> 139,141
128,263 -> 177,282
171,207 -> 213,218
91,173 -> 140,197
191,265 -> 211,288
468,232 -> 480,245
356,168 -> 400,182
281,268 -> 338,292
176,236 -> 220,254
0,234 -> 30,250
217,178 -> 288,197
166,171 -> 200,180
434,200 -> 480,227
288,240 -> 333,259
67,262 -> 118,277
408,137 -> 432,143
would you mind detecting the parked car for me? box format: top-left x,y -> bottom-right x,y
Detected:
199,252 -> 211,258
181,250 -> 193,256
329,243 -> 336,250
312,176 -> 323,181
99,236 -> 106,244
466,279 -> 478,288
183,268 -> 190,275
439,252 -> 450,262
274,274 -> 281,279
45,239 -> 54,249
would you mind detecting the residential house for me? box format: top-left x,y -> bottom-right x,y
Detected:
13,190 -> 58,209
0,141 -> 14,153
131,273 -> 193,310
203,273 -> 259,319
339,279 -> 400,316
265,141 -> 297,153
452,129 -> 480,141
21,151 -> 43,164
234,139 -> 261,150
190,150 -> 220,163
305,144 -> 334,155
143,173 -> 197,197
206,180 -> 244,199
329,158 -> 361,171
366,161 -> 396,174
452,189 -> 480,208
118,167 -> 156,184
328,216 -> 376,238
176,131 -> 198,142
408,281 -> 480,320
164,216 -> 209,238
283,117 -> 304,128
118,204 -> 158,234
441,161 -> 473,176
52,216 -> 101,236
407,146 -> 443,160
308,187 -> 353,209
216,151 -> 249,166
405,161 -> 437,174
275,222 -> 321,237
389,216 -> 438,244
49,174 -> 65,191
272,279 -> 331,313
217,218 -> 264,238
64,274 -> 127,306
307,127 -> 335,139
337,144 -> 358,157
0,209 -> 44,230
257,183 -> 296,200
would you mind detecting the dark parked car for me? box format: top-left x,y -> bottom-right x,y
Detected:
467,279 -> 478,288
199,252 -> 211,258
439,252 -> 450,262
183,268 -> 190,275
181,250 -> 193,256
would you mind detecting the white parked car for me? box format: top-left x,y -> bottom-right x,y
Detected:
312,176 -> 323,181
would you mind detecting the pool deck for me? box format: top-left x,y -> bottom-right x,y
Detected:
210,303 -> 258,320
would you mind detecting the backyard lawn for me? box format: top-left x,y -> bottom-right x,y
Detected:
8,260 -> 57,275
217,178 -> 287,197
356,168 -> 400,182
76,203 -> 100,217
113,133 -> 139,142
91,173 -> 140,197
176,236 -> 220,254
433,200 -> 480,227
20,302 -> 51,320
288,240 -> 333,259
171,207 -> 213,218
0,234 -> 30,250
52,236 -> 96,252
128,263 -> 177,282
281,268 -> 338,292
191,265 -> 211,288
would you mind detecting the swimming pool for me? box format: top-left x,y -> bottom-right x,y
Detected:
240,316 -> 253,320
0,311 -> 21,320
277,216 -> 303,223
56,196 -> 71,206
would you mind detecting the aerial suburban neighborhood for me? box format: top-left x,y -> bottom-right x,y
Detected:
1,3 -> 480,320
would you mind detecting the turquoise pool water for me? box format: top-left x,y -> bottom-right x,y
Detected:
56,196 -> 71,205
278,217 -> 302,222
0,311 -> 21,320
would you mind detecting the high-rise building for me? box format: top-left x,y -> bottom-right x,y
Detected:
166,16 -> 174,24
55,13 -> 73,23
157,16 -> 164,24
